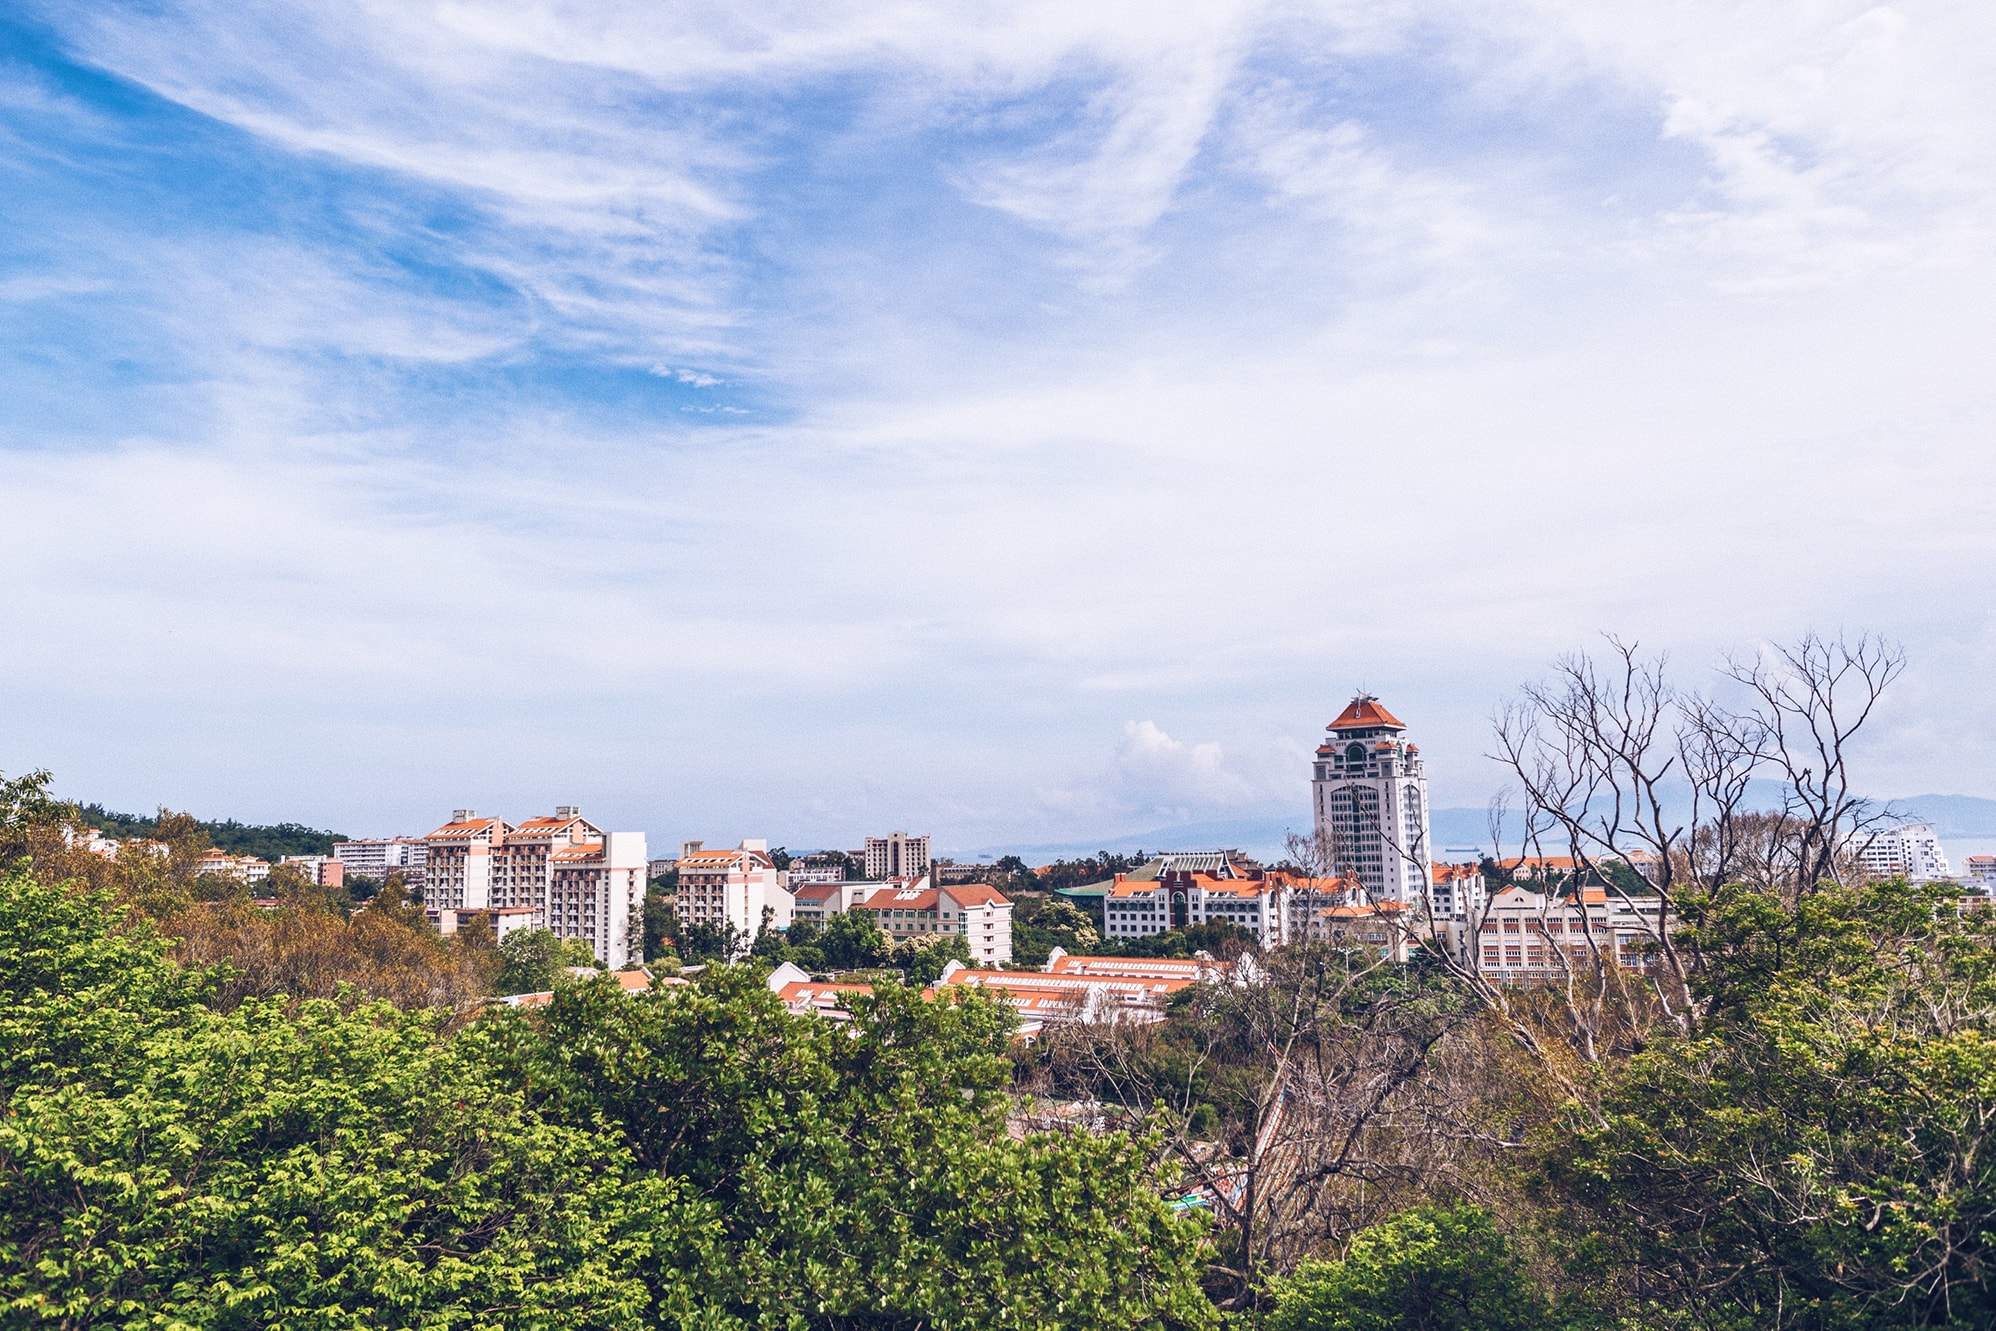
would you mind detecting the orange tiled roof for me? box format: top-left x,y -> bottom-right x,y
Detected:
550,842 -> 605,862
427,818 -> 505,839
1326,696 -> 1405,731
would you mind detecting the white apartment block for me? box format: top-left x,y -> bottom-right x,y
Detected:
864,831 -> 931,882
331,836 -> 428,885
1965,855 -> 1996,890
1312,696 -> 1433,906
1854,821 -> 1952,882
675,839 -> 794,951
423,808 -> 647,969
1427,862 -> 1487,921
849,878 -> 1014,963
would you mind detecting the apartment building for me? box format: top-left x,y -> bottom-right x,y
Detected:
675,839 -> 794,948
1966,855 -> 1996,890
1427,862 -> 1486,920
423,809 -> 647,969
1854,821 -> 1952,882
278,855 -> 346,889
849,878 -> 1014,963
863,831 -> 931,881
331,836 -> 428,886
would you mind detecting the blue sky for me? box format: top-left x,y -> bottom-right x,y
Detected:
3,1 -> 1994,853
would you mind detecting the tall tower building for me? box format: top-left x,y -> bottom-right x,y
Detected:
1311,696 -> 1433,906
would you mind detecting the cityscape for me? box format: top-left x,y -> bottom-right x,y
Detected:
6,1 -> 1995,1326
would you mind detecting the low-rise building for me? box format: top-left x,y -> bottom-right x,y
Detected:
194,850 -> 272,883
936,958 -> 1201,1037
1449,884 -> 1665,982
1965,855 -> 1996,890
848,878 -> 1014,963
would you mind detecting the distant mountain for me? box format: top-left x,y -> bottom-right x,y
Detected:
1888,795 -> 1996,837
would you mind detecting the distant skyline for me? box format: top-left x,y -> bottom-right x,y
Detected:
4,3 -> 1994,850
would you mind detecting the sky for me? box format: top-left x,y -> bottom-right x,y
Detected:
2,1 -> 1993,855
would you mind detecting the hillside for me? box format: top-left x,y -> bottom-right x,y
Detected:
75,803 -> 346,860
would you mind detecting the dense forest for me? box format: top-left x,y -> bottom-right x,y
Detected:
74,800 -> 348,858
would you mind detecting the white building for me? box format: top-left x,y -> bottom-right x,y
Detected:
193,849 -> 272,884
1427,862 -> 1487,921
848,877 -> 1014,964
675,839 -> 795,951
1102,856 -> 1299,948
1964,855 -> 1996,891
1312,696 -> 1433,906
1448,883 -> 1666,983
1854,821 -> 1952,882
423,809 -> 647,969
331,836 -> 428,886
864,831 -> 931,882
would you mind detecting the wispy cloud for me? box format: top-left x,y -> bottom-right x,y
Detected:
5,0 -> 1996,843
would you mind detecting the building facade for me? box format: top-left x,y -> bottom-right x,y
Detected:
849,879 -> 1014,963
863,831 -> 931,882
331,836 -> 428,886
1311,696 -> 1433,906
1854,821 -> 1952,882
674,839 -> 794,949
422,809 -> 646,968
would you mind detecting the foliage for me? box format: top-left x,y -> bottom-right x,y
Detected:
0,870 -> 674,1329
73,801 -> 347,859
817,907 -> 890,970
1009,852 -> 1150,895
675,918 -> 744,965
1013,897 -> 1101,966
1089,919 -> 1252,960
1266,1205 -> 1560,1331
1547,877 -> 1996,1329
893,930 -> 972,984
496,927 -> 601,995
485,967 -> 1219,1329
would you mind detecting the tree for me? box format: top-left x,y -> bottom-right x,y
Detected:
893,932 -> 972,984
1013,897 -> 1101,966
486,966 -> 1219,1329
0,869 -> 677,1329
1267,1206 -> 1559,1331
642,880 -> 677,957
495,928 -> 600,995
1545,876 -> 1996,1330
819,908 -> 890,970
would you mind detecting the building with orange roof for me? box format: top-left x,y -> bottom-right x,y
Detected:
935,959 -> 1198,1037
674,838 -> 793,953
424,807 -> 647,969
1312,694 -> 1433,908
848,876 -> 1015,963
1102,861 -> 1315,947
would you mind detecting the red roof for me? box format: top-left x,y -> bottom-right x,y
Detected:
1326,696 -> 1405,731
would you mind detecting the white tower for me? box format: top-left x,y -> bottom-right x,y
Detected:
1311,696 -> 1433,906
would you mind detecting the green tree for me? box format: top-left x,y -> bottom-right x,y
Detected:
893,931 -> 972,984
0,870 -> 679,1329
642,878 -> 677,957
496,927 -> 600,995
818,908 -> 890,970
487,966 -> 1218,1329
1267,1206 -> 1558,1331
1548,876 -> 1996,1330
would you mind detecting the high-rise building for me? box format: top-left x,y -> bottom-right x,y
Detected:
422,808 -> 647,969
331,836 -> 429,886
1311,696 -> 1433,907
864,831 -> 931,881
1853,821 -> 1951,882
674,839 -> 794,951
